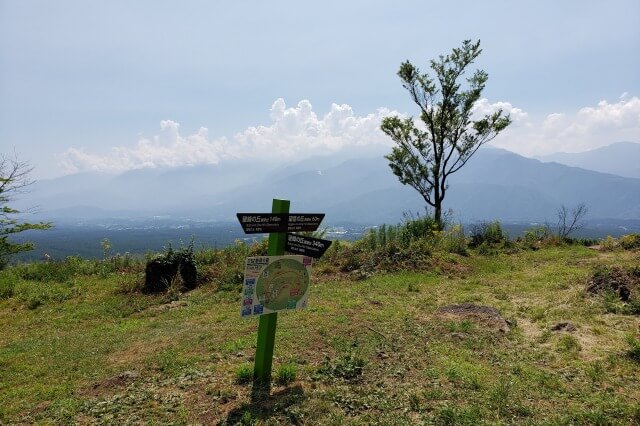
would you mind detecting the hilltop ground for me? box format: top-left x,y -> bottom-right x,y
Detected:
1,240 -> 639,424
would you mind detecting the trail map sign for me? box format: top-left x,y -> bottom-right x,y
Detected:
235,200 -> 330,394
236,213 -> 325,234
241,255 -> 312,317
285,233 -> 332,258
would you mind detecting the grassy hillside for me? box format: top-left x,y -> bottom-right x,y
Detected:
1,237 -> 639,424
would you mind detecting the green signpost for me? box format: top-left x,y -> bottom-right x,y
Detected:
237,199 -> 330,396
253,198 -> 289,391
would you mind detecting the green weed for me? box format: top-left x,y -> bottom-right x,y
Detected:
317,351 -> 366,381
235,364 -> 253,384
627,335 -> 640,362
557,334 -> 581,354
275,363 -> 297,385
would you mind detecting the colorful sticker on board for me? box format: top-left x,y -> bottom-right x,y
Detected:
240,255 -> 312,317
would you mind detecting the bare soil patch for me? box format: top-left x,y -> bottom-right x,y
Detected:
436,303 -> 511,333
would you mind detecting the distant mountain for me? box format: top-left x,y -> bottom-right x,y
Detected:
18,147 -> 640,224
536,142 -> 640,178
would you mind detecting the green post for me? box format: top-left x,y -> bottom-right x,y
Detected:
253,198 -> 290,394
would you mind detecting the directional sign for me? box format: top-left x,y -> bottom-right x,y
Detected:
285,233 -> 332,258
241,255 -> 312,317
237,213 -> 288,234
237,213 -> 325,234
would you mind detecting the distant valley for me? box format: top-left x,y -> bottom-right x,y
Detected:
12,142 -> 640,260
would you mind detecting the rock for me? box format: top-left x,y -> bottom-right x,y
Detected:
436,303 -> 511,333
586,266 -> 637,302
551,322 -> 577,332
143,255 -> 197,294
144,259 -> 179,293
180,261 -> 198,290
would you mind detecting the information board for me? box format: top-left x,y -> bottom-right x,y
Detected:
241,255 -> 312,317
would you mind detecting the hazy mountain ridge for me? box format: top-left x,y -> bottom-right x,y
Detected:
18,145 -> 640,224
536,141 -> 640,178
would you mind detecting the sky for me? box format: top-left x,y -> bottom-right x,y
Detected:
1,0 -> 639,179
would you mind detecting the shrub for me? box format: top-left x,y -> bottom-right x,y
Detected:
15,256 -> 100,283
441,224 -> 468,255
144,241 -> 197,293
0,271 -> 16,299
469,221 -> 507,248
600,235 -> 617,251
619,233 -> 640,250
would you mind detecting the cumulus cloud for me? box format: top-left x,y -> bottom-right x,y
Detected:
60,120 -> 227,174
472,98 -> 529,125
60,99 -> 397,174
59,95 -> 640,174
485,96 -> 640,155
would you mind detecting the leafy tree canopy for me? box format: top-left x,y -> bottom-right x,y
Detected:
381,39 -> 511,228
0,155 -> 51,269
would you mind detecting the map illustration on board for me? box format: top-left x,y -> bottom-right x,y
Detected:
241,255 -> 312,317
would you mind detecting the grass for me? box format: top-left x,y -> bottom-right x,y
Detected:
0,244 -> 639,423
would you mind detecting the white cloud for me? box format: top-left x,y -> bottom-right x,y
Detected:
60,120 -> 227,174
472,98 -> 529,124
486,96 -> 640,155
60,99 -> 397,174
60,95 -> 640,174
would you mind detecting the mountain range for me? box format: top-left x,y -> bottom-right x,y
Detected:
17,142 -> 640,225
537,141 -> 640,179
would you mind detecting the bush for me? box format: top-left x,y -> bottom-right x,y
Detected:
619,233 -> 640,250
599,234 -> 640,251
0,272 -> 16,299
16,256 -> 95,283
144,241 -> 197,293
469,221 -> 507,248
441,224 -> 468,255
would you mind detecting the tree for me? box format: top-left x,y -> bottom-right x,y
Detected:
381,40 -> 511,228
555,203 -> 588,240
0,154 -> 51,269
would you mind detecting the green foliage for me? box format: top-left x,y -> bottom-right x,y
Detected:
619,233 -> 640,250
317,351 -> 366,381
556,334 -> 581,354
2,244 -> 640,423
599,233 -> 640,251
1,156 -> 52,269
518,226 -> 551,249
16,256 -> 99,282
275,363 -> 297,385
433,404 -> 482,425
153,240 -> 195,269
235,364 -> 253,384
627,335 -> 640,362
100,238 -> 112,259
381,40 -> 511,227
469,221 -> 507,248
441,224 -> 468,255
586,360 -> 605,383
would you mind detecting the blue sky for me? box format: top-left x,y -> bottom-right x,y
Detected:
1,0 -> 639,178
